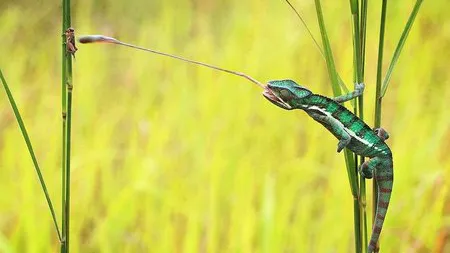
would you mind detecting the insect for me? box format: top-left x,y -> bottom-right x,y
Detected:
64,27 -> 78,58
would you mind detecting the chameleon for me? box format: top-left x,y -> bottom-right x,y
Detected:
78,34 -> 393,252
262,79 -> 393,253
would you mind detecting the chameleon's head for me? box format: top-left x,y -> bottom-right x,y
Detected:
263,79 -> 312,110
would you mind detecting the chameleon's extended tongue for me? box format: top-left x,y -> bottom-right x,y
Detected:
78,34 -> 266,90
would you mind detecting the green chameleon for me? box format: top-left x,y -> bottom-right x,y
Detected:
263,80 -> 393,253
79,33 -> 393,253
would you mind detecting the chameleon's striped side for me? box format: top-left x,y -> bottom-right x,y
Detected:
299,94 -> 391,157
263,80 -> 394,253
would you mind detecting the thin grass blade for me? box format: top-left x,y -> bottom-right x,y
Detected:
313,0 -> 341,96
314,0 -> 358,196
380,0 -> 424,97
0,69 -> 62,242
284,0 -> 351,96
360,0 -> 368,79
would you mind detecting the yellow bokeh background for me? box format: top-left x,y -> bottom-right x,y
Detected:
1,0 -> 449,252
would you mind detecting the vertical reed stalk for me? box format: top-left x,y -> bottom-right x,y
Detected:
359,0 -> 369,249
61,0 -> 73,252
349,0 -> 368,251
350,0 -> 372,251
61,7 -> 68,253
373,1 -> 423,251
373,1 -> 387,252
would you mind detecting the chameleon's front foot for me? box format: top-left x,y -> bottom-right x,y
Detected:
354,82 -> 365,96
332,82 -> 365,103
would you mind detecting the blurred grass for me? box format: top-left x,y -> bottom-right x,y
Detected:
0,0 -> 449,252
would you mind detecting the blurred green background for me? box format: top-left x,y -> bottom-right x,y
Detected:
0,0 -> 449,252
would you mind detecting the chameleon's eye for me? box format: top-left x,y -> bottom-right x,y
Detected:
280,89 -> 292,99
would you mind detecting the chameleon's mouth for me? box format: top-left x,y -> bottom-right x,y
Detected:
263,86 -> 292,110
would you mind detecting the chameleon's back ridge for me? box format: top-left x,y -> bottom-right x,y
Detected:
263,80 -> 394,253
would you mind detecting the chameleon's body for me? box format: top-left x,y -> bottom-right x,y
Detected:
263,80 -> 393,253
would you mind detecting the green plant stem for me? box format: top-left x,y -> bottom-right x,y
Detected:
349,0 -> 367,251
61,0 -> 73,252
375,1 -> 387,127
64,81 -> 73,253
0,69 -> 62,242
360,0 -> 368,80
314,0 -> 340,95
380,0 -> 424,98
358,1 -> 369,249
358,157 -> 368,252
373,1 -> 387,252
349,0 -> 363,83
61,17 -> 68,253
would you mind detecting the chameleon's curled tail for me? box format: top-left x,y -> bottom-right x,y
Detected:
368,159 -> 393,253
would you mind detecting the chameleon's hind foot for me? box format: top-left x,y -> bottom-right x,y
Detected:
374,128 -> 389,141
359,160 -> 374,179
